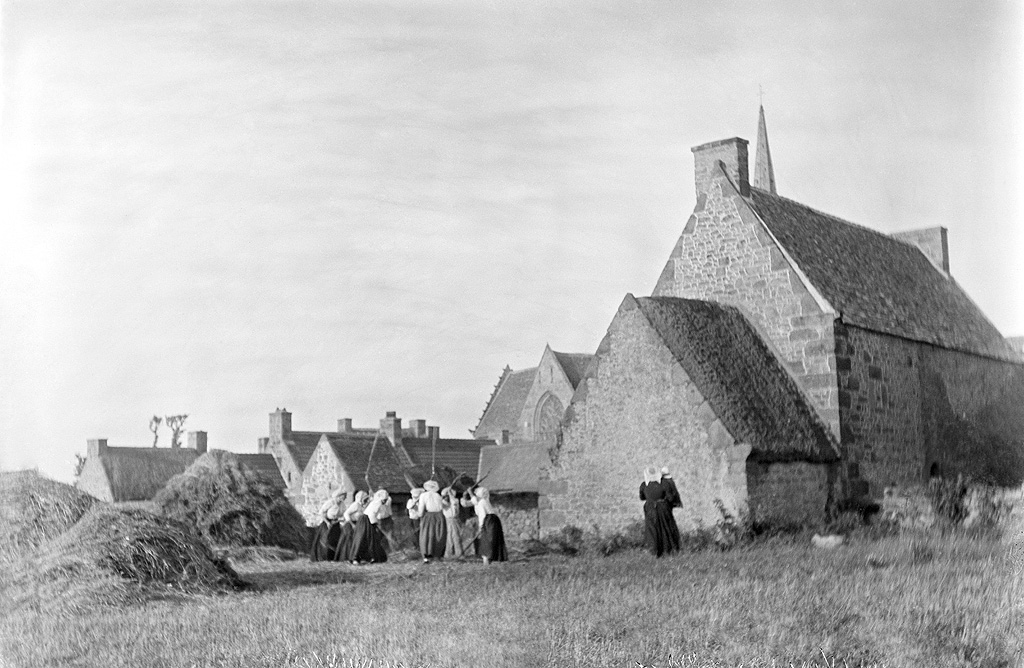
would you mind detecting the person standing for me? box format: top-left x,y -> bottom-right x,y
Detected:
406,487 -> 424,548
660,467 -> 681,509
375,488 -> 395,551
310,488 -> 347,562
640,467 -> 681,557
343,490 -> 371,564
441,486 -> 466,559
416,480 -> 447,563
461,486 -> 507,564
360,489 -> 390,563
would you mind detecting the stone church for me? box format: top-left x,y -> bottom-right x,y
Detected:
539,108 -> 1024,534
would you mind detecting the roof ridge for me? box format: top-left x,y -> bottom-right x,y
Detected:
749,186 -> 895,241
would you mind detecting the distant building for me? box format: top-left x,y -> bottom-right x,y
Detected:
76,432 -> 285,503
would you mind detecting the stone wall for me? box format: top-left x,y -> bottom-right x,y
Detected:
541,298 -> 751,536
834,324 -> 923,494
652,177 -> 839,437
836,324 -> 1024,493
492,493 -> 540,540
746,460 -> 831,528
299,443 -> 355,526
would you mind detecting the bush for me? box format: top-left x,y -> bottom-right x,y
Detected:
154,450 -> 310,552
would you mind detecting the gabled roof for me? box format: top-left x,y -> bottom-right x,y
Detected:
321,433 -> 410,493
477,443 -> 549,493
474,367 -> 536,436
99,447 -> 202,502
552,351 -> 595,388
235,454 -> 287,491
403,438 -> 489,481
634,296 -> 840,462
281,431 -> 327,472
747,188 -> 1016,361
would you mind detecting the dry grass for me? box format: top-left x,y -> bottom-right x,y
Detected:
0,527 -> 1019,667
0,470 -> 98,563
1,505 -> 246,615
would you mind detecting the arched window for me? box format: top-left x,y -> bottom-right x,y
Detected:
535,393 -> 564,444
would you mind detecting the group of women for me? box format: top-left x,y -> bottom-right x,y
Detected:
310,488 -> 391,564
310,481 -> 507,565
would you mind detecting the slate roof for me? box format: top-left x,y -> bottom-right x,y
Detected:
747,188 -> 1016,361
403,438 -> 489,481
99,447 -> 202,502
282,431 -> 327,472
552,352 -> 595,388
635,296 -> 840,462
322,433 -> 410,494
477,443 -> 549,493
235,453 -> 287,490
474,367 -> 536,436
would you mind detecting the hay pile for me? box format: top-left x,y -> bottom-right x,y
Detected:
0,470 -> 98,563
154,450 -> 309,552
4,505 -> 244,614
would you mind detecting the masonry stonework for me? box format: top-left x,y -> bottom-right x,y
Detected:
653,177 -> 839,437
542,300 -> 751,535
491,493 -> 540,540
746,460 -> 831,528
299,443 -> 353,525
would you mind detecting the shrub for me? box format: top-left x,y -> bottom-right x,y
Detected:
154,450 -> 310,552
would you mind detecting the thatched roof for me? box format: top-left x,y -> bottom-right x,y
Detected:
748,188 -> 1017,361
477,443 -> 549,493
634,296 -> 840,462
403,437 -> 490,481
235,453 -> 286,490
474,366 -> 536,437
99,447 -> 202,502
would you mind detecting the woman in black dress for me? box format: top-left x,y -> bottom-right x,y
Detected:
639,466 -> 681,557
310,489 -> 347,561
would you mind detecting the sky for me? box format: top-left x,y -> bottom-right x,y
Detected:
2,0 -> 1022,483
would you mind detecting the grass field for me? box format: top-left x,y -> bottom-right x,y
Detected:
1,526 -> 1020,668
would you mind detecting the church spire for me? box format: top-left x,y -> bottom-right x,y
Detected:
753,104 -> 776,194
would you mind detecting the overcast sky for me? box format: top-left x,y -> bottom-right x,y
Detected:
2,0 -> 1022,482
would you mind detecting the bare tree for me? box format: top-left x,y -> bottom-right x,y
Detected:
165,414 -> 188,449
149,415 -> 162,448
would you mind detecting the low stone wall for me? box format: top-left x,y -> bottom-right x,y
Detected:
492,493 -> 539,540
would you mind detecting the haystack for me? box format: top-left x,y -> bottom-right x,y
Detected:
3,505 -> 244,614
0,470 -> 98,563
154,450 -> 309,552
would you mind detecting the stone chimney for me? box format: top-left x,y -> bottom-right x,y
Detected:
188,431 -> 208,454
380,411 -> 402,448
87,438 -> 107,458
692,137 -> 749,198
891,227 -> 949,274
428,425 -> 440,441
338,418 -> 353,433
257,437 -> 270,454
409,419 -> 428,438
270,408 -> 292,440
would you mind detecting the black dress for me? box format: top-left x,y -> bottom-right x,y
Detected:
310,520 -> 342,562
476,514 -> 508,562
348,515 -> 388,563
640,480 -> 681,557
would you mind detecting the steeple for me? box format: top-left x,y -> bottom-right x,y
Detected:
753,105 -> 776,194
